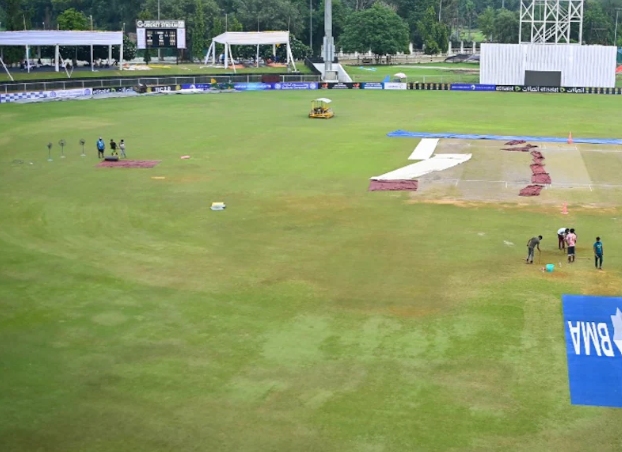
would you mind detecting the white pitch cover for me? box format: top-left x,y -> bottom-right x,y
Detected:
371,154 -> 472,181
409,138 -> 439,160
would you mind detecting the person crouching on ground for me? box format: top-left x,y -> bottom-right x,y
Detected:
110,139 -> 118,156
594,237 -> 604,270
558,227 -> 569,252
119,139 -> 126,158
526,235 -> 543,264
566,228 -> 577,263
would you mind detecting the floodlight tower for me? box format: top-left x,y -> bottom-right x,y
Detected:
519,0 -> 584,44
323,0 -> 338,81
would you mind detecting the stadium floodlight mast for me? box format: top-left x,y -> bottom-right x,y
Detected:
323,0 -> 336,81
309,0 -> 313,54
47,142 -> 53,161
59,139 -> 66,158
158,0 -> 162,61
615,9 -> 622,46
519,0 -> 584,44
80,139 -> 86,157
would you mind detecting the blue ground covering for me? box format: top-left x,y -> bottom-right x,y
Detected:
387,130 -> 622,145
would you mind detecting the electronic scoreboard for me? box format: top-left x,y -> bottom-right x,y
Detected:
136,20 -> 186,50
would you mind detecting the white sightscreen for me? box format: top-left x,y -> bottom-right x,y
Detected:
177,29 -> 186,49
137,28 -> 146,50
481,44 -> 617,88
0,31 -> 123,46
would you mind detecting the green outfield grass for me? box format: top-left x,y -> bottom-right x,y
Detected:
347,64 -> 480,84
459,29 -> 487,42
0,64 -> 312,82
346,64 -> 622,87
1,91 -> 622,452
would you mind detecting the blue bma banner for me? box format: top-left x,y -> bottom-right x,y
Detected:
361,82 -> 384,90
563,294 -> 622,408
180,84 -> 211,90
274,82 -> 318,90
450,84 -> 497,92
233,83 -> 275,91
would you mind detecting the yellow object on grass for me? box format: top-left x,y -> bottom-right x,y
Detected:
309,98 -> 334,119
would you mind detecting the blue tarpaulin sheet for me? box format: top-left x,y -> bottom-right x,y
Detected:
387,130 -> 622,145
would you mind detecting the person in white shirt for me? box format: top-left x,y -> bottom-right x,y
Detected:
557,227 -> 569,252
119,139 -> 126,158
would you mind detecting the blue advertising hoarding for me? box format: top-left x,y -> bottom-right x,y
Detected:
450,84 -> 497,91
181,84 -> 212,90
562,294 -> 622,408
233,83 -> 275,91
361,82 -> 384,90
274,82 -> 318,90
182,82 -> 319,91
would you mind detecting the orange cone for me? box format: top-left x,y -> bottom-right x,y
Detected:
568,132 -> 573,144
562,202 -> 568,215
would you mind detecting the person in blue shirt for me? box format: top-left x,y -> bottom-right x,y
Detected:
97,137 -> 105,159
594,237 -> 604,270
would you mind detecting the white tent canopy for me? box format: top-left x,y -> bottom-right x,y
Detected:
0,31 -> 124,79
0,31 -> 123,46
204,31 -> 296,72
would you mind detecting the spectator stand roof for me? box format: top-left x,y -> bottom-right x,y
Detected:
0,31 -> 123,46
0,31 -> 124,80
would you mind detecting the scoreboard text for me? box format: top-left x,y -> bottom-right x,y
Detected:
146,29 -> 177,48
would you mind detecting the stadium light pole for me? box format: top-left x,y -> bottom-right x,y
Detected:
615,9 -> 622,46
90,16 -> 94,72
158,0 -> 162,61
310,0 -> 313,55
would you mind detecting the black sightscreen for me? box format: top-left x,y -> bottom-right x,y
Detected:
524,70 -> 562,86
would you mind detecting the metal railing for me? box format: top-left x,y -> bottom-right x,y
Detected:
0,74 -> 321,94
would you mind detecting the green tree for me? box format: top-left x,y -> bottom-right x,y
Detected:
288,35 -> 312,59
190,0 -> 208,59
393,0 -> 436,49
583,1 -> 613,44
2,0 -> 28,64
416,6 -> 449,54
235,0 -> 303,35
342,0 -> 375,10
5,0 -> 26,30
56,8 -> 89,65
57,7 -> 88,30
341,2 -> 409,62
478,6 -> 495,41
212,16 -> 224,57
494,9 -> 518,43
211,14 -> 244,59
465,0 -> 475,40
112,35 -> 137,61
259,34 -> 311,60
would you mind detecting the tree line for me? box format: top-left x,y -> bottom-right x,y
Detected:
1,0 -> 621,64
